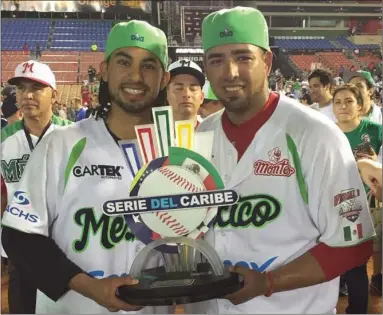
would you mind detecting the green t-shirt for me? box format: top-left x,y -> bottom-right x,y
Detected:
343,119 -> 382,192
344,119 -> 382,156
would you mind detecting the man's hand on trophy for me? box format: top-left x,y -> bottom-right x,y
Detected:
224,266 -> 269,305
69,273 -> 144,312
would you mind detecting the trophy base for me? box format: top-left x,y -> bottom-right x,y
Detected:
118,264 -> 242,306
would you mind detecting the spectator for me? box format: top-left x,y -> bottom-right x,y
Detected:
23,42 -> 29,55
308,69 -> 335,121
333,84 -> 382,308
300,93 -> 313,106
35,43 -> 41,60
73,97 -> 87,122
1,94 -> 22,125
88,65 -> 96,83
344,70 -> 382,123
66,98 -> 77,122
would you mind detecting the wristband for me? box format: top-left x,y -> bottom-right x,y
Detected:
264,271 -> 274,297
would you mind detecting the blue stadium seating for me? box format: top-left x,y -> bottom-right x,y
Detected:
275,37 -> 335,50
1,19 -> 50,51
336,36 -> 380,50
51,20 -> 112,51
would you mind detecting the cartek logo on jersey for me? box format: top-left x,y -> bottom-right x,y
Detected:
253,147 -> 295,177
5,191 -> 39,223
73,165 -> 123,180
334,188 -> 362,222
1,154 -> 30,183
215,194 -> 281,229
223,256 -> 278,272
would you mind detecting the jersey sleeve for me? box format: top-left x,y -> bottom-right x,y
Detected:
304,122 -> 375,247
1,132 -> 61,236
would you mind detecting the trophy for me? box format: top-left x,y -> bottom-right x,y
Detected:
102,106 -> 242,306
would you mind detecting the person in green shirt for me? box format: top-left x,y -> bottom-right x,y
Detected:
333,83 -> 382,299
333,84 -> 381,163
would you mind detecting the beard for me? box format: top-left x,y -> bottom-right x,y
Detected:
220,95 -> 253,113
108,84 -> 156,115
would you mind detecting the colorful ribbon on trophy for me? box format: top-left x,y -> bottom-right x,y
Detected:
152,106 -> 175,157
175,120 -> 194,150
135,124 -> 159,164
118,140 -> 142,177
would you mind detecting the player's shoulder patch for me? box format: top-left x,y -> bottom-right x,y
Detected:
1,119 -> 23,143
197,109 -> 224,132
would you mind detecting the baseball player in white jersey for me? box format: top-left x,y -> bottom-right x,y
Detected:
184,7 -> 375,314
167,59 -> 205,127
2,21 -> 174,314
1,60 -> 71,314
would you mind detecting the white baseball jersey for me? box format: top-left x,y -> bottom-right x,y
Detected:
2,117 -> 173,314
185,95 -> 375,314
1,115 -> 71,257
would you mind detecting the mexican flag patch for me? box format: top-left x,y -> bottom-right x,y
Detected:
343,223 -> 363,242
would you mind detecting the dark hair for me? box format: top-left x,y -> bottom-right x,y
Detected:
308,69 -> 332,87
333,83 -> 364,109
300,93 -> 313,105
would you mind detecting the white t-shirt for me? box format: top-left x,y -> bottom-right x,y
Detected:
310,102 -> 336,122
1,115 -> 71,257
185,95 -> 375,314
2,117 -> 173,314
363,103 -> 382,124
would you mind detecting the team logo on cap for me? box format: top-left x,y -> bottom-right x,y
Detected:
22,62 -> 34,74
180,60 -> 191,67
220,28 -> 233,38
131,33 -> 144,42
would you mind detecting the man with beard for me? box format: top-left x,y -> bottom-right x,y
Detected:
2,21 -> 172,314
185,7 -> 374,314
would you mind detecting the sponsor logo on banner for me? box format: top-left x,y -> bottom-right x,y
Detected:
223,256 -> 278,272
72,165 -> 123,180
334,189 -> 362,222
253,147 -> 295,177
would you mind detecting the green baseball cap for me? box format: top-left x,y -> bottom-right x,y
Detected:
344,70 -> 375,86
202,6 -> 270,53
105,20 -> 168,69
202,80 -> 218,101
